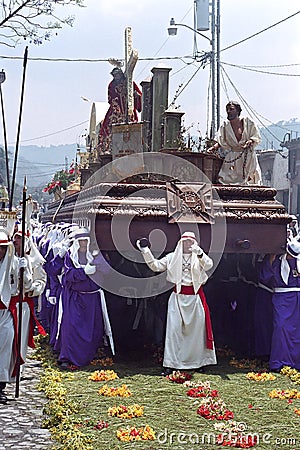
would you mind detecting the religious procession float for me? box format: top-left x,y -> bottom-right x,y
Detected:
42,27 -> 291,356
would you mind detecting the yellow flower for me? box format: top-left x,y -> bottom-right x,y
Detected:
88,370 -> 118,381
108,404 -> 144,419
246,372 -> 276,381
98,384 -> 132,397
116,425 -> 155,441
269,388 -> 300,399
280,366 -> 300,384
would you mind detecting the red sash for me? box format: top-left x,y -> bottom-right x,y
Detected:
9,295 -> 47,353
174,285 -> 214,350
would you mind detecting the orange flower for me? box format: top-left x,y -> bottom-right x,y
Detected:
116,425 -> 155,441
108,404 -> 144,419
88,369 -> 118,381
98,384 -> 132,397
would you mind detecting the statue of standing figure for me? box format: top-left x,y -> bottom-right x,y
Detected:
97,67 -> 142,154
208,101 -> 262,185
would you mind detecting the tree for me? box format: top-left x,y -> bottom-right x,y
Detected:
0,0 -> 85,47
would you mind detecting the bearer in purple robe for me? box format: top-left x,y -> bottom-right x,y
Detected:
260,237 -> 300,372
58,229 -> 114,369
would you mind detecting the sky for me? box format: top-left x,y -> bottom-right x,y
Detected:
0,0 -> 299,150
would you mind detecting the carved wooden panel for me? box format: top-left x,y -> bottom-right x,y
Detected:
166,181 -> 215,224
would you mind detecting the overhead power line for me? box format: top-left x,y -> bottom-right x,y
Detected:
221,61 -> 300,77
220,64 -> 296,142
0,54 -> 194,63
11,120 -> 88,144
221,10 -> 300,53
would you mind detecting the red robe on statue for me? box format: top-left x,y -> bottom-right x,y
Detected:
98,71 -> 142,154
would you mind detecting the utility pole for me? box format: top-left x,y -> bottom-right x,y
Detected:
209,0 -> 221,137
194,0 -> 221,137
170,0 -> 221,137
216,0 -> 221,132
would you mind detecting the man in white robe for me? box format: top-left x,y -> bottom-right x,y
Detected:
0,230 -> 19,403
208,101 -> 261,185
137,232 -> 217,375
13,228 -> 47,364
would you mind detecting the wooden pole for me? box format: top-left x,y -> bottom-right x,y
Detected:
0,76 -> 10,198
15,177 -> 27,398
9,46 -> 28,211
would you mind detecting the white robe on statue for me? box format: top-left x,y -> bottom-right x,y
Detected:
142,248 -> 217,370
217,116 -> 261,185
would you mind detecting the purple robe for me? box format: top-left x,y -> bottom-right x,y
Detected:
39,242 -> 54,332
260,256 -> 300,370
46,253 -> 64,350
58,252 -> 108,367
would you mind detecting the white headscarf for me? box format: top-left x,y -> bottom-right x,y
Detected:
280,237 -> 300,285
166,231 -> 209,293
69,229 -> 93,268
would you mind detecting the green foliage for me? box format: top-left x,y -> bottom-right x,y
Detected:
0,0 -> 85,47
43,166 -> 76,194
33,338 -> 300,450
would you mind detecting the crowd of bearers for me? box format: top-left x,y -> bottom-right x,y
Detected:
0,224 -> 46,405
32,222 -> 114,370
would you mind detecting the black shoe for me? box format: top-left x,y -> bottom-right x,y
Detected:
161,367 -> 174,376
60,361 -> 70,371
0,392 -> 8,404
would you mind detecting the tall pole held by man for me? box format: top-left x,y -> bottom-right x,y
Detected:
9,46 -> 28,211
15,178 -> 27,398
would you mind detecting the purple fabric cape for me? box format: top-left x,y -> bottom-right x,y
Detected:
58,252 -> 107,367
260,256 -> 300,370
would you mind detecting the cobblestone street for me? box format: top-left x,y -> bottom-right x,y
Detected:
0,358 -> 52,450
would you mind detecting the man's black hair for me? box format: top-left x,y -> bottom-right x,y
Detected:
226,101 -> 242,116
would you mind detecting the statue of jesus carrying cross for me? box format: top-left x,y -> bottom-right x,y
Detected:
97,27 -> 142,155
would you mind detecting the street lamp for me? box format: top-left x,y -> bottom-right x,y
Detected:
168,17 -> 211,44
0,69 -> 10,200
167,0 -> 220,138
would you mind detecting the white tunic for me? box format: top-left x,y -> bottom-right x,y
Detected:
0,255 -> 34,383
142,250 -> 217,369
217,117 -> 261,185
0,310 -> 15,382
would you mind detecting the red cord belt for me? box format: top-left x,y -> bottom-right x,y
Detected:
173,285 -> 214,350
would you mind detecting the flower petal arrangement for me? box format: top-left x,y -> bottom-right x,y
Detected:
214,421 -> 257,448
294,408 -> 300,416
116,425 -> 155,442
246,372 -> 276,381
90,357 -> 114,367
216,433 -> 258,448
269,388 -> 300,399
98,384 -> 132,397
108,404 -> 144,419
88,370 -> 119,382
197,398 -> 234,420
166,370 -> 192,383
187,385 -> 219,398
280,366 -> 300,384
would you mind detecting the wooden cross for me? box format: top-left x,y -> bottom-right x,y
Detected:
124,27 -> 138,121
